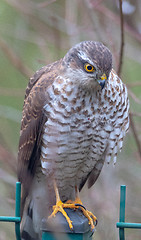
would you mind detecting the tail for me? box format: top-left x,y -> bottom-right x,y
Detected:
21,202 -> 39,240
20,175 -> 54,240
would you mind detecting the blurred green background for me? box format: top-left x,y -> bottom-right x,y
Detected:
0,0 -> 141,239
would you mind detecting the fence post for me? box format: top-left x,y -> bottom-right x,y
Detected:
119,185 -> 126,240
116,185 -> 141,240
0,182 -> 21,240
41,208 -> 94,240
15,182 -> 21,240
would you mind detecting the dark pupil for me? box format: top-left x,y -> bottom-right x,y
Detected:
87,65 -> 92,70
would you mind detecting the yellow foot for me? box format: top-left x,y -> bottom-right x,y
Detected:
77,206 -> 97,231
48,198 -> 97,231
48,200 -> 74,230
49,181 -> 97,231
73,197 -> 97,231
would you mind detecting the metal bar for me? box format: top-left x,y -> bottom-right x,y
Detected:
0,217 -> 20,222
15,182 -> 21,240
120,185 -> 126,222
0,182 -> 21,239
15,182 -> 21,218
117,222 -> 141,229
119,185 -> 126,240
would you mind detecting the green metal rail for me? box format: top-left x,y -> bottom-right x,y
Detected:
0,182 -> 92,240
116,185 -> 141,240
1,183 -> 141,240
0,182 -> 21,240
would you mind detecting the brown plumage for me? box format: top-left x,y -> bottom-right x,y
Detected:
18,41 -> 129,240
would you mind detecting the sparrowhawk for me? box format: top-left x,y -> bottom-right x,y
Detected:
18,41 -> 129,240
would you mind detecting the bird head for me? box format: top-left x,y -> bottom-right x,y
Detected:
63,41 -> 112,90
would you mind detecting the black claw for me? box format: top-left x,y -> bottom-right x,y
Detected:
90,228 -> 95,237
75,203 -> 86,210
95,219 -> 98,226
71,227 -> 74,233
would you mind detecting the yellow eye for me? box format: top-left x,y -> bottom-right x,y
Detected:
84,63 -> 95,73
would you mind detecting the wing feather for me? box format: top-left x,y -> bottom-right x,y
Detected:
18,81 -> 47,182
17,60 -> 62,201
79,159 -> 104,191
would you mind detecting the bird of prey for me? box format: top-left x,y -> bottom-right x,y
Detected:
17,41 -> 129,240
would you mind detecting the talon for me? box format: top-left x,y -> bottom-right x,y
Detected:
75,203 -> 86,210
74,202 -> 97,230
77,208 -> 97,231
90,228 -> 95,237
95,219 -> 98,226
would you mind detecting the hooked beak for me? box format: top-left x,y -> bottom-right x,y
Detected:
97,73 -> 107,90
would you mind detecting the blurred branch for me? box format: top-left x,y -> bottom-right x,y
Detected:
0,88 -> 24,97
106,28 -> 119,70
128,90 -> 141,159
0,168 -> 16,186
130,112 -> 141,118
5,0 -> 63,36
118,0 -> 124,76
129,113 -> 141,159
0,143 -> 17,173
5,0 -> 80,44
115,0 -> 141,160
128,89 -> 141,105
83,0 -> 104,43
90,1 -> 141,43
127,82 -> 141,87
0,105 -> 21,123
0,38 -> 33,78
37,0 -> 56,8
65,0 -> 80,46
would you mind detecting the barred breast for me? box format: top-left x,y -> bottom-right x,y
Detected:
40,69 -> 129,201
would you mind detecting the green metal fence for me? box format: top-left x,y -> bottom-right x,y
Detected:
0,182 -> 141,240
0,182 -> 21,240
0,182 -> 92,240
116,185 -> 141,240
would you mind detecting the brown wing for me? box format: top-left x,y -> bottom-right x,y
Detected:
17,60 -> 62,207
79,159 -> 104,191
17,89 -> 47,182
24,61 -> 56,100
87,159 -> 104,189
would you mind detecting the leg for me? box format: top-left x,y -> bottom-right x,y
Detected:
48,180 -> 74,229
49,182 -> 97,231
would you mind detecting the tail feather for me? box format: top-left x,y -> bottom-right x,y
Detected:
20,175 -> 53,240
21,230 -> 37,240
21,202 -> 40,240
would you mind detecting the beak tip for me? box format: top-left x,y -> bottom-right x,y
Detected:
97,79 -> 106,90
100,81 -> 105,90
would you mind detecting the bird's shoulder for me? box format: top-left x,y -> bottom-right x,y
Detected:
24,58 -> 63,101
